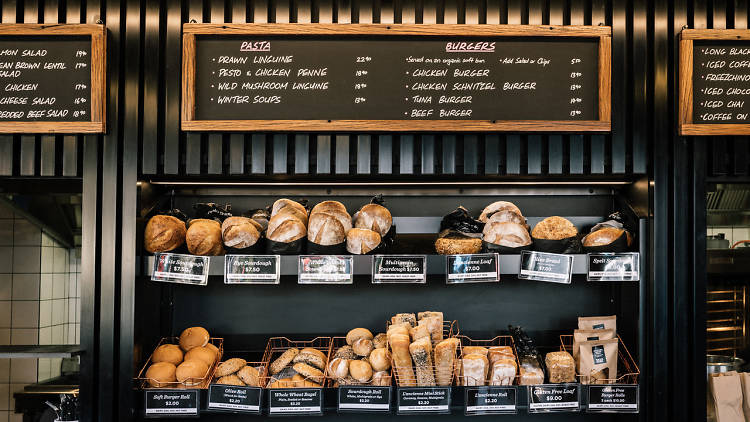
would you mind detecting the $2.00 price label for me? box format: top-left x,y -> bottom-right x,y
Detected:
144,389 -> 199,416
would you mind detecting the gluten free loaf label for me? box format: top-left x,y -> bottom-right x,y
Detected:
298,255 -> 353,284
224,255 -> 280,284
465,386 -> 517,415
144,390 -> 199,416
518,251 -> 574,284
373,255 -> 426,283
338,386 -> 391,412
587,385 -> 638,412
528,384 -> 580,412
446,253 -> 499,283
152,253 -> 210,286
207,384 -> 262,413
268,388 -> 322,415
587,253 -> 639,281
397,387 -> 451,414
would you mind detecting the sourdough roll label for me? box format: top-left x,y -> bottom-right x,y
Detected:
587,253 -> 640,281
338,386 -> 391,412
151,253 -> 210,286
446,253 -> 499,283
528,384 -> 580,412
518,251 -> 574,284
144,389 -> 199,416
588,385 -> 639,412
207,384 -> 262,413
224,255 -> 280,284
372,255 -> 426,283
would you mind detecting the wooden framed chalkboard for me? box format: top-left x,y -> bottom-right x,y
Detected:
182,24 -> 611,132
0,24 -> 106,134
680,29 -> 750,135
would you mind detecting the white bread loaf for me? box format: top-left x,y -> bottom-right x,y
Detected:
483,222 -> 532,248
479,201 -> 523,223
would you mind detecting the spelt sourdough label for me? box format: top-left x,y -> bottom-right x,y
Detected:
587,253 -> 639,281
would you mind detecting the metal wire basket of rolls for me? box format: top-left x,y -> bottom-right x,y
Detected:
456,335 -> 520,387
211,358 -> 269,388
263,337 -> 332,388
559,334 -> 640,385
326,336 -> 393,387
386,316 -> 460,387
135,336 -> 224,389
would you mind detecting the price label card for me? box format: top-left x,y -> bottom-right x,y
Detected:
144,390 -> 199,417
372,255 -> 426,284
151,253 -> 210,286
397,387 -> 451,414
268,388 -> 323,415
464,386 -> 517,415
338,386 -> 391,412
446,254 -> 499,283
587,385 -> 639,412
518,251 -> 574,284
528,384 -> 580,412
224,255 -> 280,284
587,253 -> 640,281
298,255 -> 353,284
207,384 -> 262,413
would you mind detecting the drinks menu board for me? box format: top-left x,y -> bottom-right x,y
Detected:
0,24 -> 106,133
182,24 -> 611,132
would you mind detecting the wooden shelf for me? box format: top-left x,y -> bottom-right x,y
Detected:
0,345 -> 83,359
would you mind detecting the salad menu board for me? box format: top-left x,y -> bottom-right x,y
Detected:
680,29 -> 750,135
0,24 -> 106,133
182,24 -> 611,132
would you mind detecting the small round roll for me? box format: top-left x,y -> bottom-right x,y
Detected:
327,357 -> 350,379
371,371 -> 391,386
346,328 -> 374,345
176,360 -> 209,385
179,327 -> 210,352
352,338 -> 373,357
369,348 -> 391,372
146,362 -> 177,388
152,344 -> 184,366
346,228 -> 381,255
184,346 -> 216,367
349,360 -> 373,383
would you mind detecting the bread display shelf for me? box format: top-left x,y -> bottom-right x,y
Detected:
141,254 -> 591,277
455,335 -> 520,386
135,337 -> 224,390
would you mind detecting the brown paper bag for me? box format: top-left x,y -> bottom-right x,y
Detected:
573,329 -> 615,361
740,373 -> 750,422
711,372 -> 744,422
578,338 -> 618,384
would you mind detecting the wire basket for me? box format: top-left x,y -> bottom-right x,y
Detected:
456,335 -> 520,386
136,337 -> 224,390
211,360 -> 269,388
559,334 -> 640,385
387,319 -> 459,387
325,336 -> 393,387
263,337 -> 332,388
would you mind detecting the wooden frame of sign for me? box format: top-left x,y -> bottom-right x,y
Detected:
0,24 -> 106,134
182,24 -> 611,132
680,29 -> 750,135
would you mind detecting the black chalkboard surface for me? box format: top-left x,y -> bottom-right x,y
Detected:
182,24 -> 612,132
693,41 -> 750,124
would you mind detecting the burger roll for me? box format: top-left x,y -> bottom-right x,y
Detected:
479,201 -> 523,223
346,228 -> 381,255
483,222 -> 532,248
186,219 -> 225,256
179,327 -> 210,352
353,203 -> 392,237
221,216 -> 261,249
146,362 -> 177,388
144,215 -> 187,253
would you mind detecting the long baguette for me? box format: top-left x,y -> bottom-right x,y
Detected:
409,337 -> 436,387
434,338 -> 459,386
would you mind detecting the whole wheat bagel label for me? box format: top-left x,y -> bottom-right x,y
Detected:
528,384 -> 580,412
464,386 -> 517,415
587,253 -> 640,281
587,385 -> 639,412
151,253 -> 210,286
144,390 -> 199,416
372,255 -> 426,283
518,251 -> 574,284
298,255 -> 353,284
207,384 -> 262,413
446,253 -> 499,283
224,255 -> 280,284
338,386 -> 391,412
268,388 -> 322,415
397,387 -> 451,414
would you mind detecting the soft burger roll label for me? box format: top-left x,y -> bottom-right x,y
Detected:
587,253 -> 640,281
298,255 -> 353,284
372,255 -> 426,283
144,389 -> 199,416
151,253 -> 210,286
224,255 -> 280,284
446,253 -> 499,283
518,251 -> 574,284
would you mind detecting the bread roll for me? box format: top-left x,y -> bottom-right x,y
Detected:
186,219 -> 224,256
146,362 -> 177,388
217,374 -> 244,386
369,348 -> 391,372
349,360 -> 373,383
483,222 -> 532,247
409,324 -> 430,342
462,346 -> 489,357
346,328 -> 373,345
353,338 -> 373,357
490,358 -> 517,386
221,216 -> 261,249
334,346 -> 357,360
346,228 -> 381,254
409,337 -> 436,386
531,216 -> 578,240
328,357 -> 350,379
152,344 -> 183,366
292,362 -> 325,384
391,314 -> 417,327
461,354 -> 489,386
307,212 -> 348,245
176,360 -> 209,384
293,348 -> 328,370
434,338 -> 459,386
488,346 -> 514,364
479,201 -> 523,222
179,327 -> 210,352
215,358 -> 247,377
272,199 -> 308,225
270,348 -> 300,375
373,333 -> 387,349
371,371 -> 391,386
353,204 -> 392,237
237,366 -> 261,387
311,200 -> 347,215
144,215 -> 187,253
267,213 -> 306,243
487,210 -> 526,226
583,227 -> 626,247
185,346 -> 216,367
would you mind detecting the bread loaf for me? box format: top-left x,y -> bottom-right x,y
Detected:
186,219 -> 225,256
462,346 -> 489,357
434,338 -> 459,386
267,213 -> 306,243
583,227 -> 626,247
221,216 -> 261,249
489,358 -> 517,386
391,314 -> 417,327
346,228 -> 381,254
272,199 -> 308,225
531,216 -> 578,240
546,351 -> 576,383
435,230 -> 482,255
487,210 -> 526,226
421,316 -> 443,344
308,212 -> 348,245
410,325 -> 430,342
479,201 -> 523,222
311,200 -> 348,215
483,222 -> 532,247
353,204 -> 392,237
144,215 -> 187,253
409,337 -> 436,386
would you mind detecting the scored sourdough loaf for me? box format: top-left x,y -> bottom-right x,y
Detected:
346,228 -> 381,254
144,215 -> 186,253
186,219 -> 225,256
307,212 -> 348,245
221,216 -> 261,249
409,337 -> 436,387
267,212 -> 306,243
353,203 -> 392,237
483,221 -> 532,248
310,200 -> 348,215
583,227 -> 627,247
272,199 -> 308,225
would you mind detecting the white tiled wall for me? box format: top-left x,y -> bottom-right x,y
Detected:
0,204 -> 81,422
707,226 -> 750,248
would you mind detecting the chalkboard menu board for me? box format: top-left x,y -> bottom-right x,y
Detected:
0,24 -> 106,133
182,24 -> 611,132
680,29 -> 750,135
